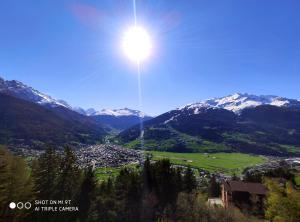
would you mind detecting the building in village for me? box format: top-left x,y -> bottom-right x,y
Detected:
221,180 -> 267,208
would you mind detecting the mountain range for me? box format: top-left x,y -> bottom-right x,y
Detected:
179,93 -> 300,113
1,76 -> 300,156
0,76 -> 151,148
119,93 -> 300,156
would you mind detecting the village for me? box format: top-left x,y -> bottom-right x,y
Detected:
75,144 -> 144,168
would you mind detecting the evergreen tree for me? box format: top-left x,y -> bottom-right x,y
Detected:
152,159 -> 178,217
55,146 -> 81,200
243,171 -> 262,183
114,168 -> 142,222
32,145 -> 60,200
183,166 -> 197,193
0,147 -> 34,222
0,147 -> 11,217
126,170 -> 142,222
77,167 -> 97,222
142,155 -> 152,193
208,175 -> 220,197
54,146 -> 81,222
95,178 -> 118,222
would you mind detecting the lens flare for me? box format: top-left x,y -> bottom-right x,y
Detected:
122,26 -> 152,63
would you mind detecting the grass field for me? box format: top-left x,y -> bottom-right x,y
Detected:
95,164 -> 139,181
149,151 -> 266,175
295,175 -> 300,187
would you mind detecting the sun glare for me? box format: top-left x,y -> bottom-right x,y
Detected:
122,26 -> 152,63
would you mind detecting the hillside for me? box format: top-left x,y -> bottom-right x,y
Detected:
118,94 -> 300,156
91,114 -> 152,132
0,76 -> 152,132
0,94 -> 107,149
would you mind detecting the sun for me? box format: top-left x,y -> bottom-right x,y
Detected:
122,26 -> 152,63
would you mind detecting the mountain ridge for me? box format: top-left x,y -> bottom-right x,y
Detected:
0,76 -> 151,118
178,93 -> 300,114
0,76 -> 152,132
119,97 -> 300,156
0,93 -> 107,148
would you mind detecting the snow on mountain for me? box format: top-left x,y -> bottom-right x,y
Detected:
0,76 -> 71,109
180,93 -> 300,114
85,108 -> 97,116
72,107 -> 87,115
92,108 -> 150,118
76,107 -> 151,118
0,77 -> 150,118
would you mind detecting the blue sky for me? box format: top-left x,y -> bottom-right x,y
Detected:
0,0 -> 300,116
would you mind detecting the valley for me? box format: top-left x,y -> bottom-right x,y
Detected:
1,76 -> 300,177
2,3 -> 300,220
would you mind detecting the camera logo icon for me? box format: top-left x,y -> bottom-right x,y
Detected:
9,202 -> 31,210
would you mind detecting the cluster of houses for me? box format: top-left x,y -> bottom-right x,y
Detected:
8,144 -> 144,169
75,144 -> 143,168
245,157 -> 300,175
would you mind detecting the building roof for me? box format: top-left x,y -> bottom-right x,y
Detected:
223,181 -> 267,195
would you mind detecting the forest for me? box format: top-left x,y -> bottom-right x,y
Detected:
0,146 -> 299,222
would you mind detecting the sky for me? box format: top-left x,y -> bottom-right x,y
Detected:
0,0 -> 300,116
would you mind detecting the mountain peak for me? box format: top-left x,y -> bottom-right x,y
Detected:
94,107 -> 149,118
181,93 -> 300,113
0,76 -> 71,109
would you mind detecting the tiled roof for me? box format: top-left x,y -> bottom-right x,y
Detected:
223,181 -> 267,195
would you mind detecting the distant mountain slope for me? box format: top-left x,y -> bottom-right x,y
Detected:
0,94 -> 107,149
89,108 -> 152,131
119,94 -> 300,156
0,76 -> 151,131
0,77 -> 71,109
181,93 -> 300,113
88,107 -> 149,117
91,114 -> 152,132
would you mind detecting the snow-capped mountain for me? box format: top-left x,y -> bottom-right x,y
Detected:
91,108 -> 150,118
90,108 -> 153,131
73,107 -> 151,118
180,93 -> 300,114
120,93 -> 300,156
0,76 -> 71,109
83,108 -> 152,131
72,107 -> 87,115
0,76 -> 151,119
85,108 -> 98,116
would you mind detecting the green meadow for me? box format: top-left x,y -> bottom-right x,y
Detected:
95,164 -> 139,181
149,151 -> 266,175
295,175 -> 300,187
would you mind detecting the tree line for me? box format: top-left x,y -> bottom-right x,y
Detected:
4,145 -> 299,221
0,146 -> 250,222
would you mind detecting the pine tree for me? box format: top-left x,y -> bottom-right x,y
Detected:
32,145 -> 61,200
0,147 -> 34,222
142,156 -> 152,193
77,167 -> 97,222
54,146 -> 81,222
152,159 -> 178,216
55,146 -> 81,200
127,171 -> 142,222
0,147 -> 11,216
208,175 -> 220,197
96,178 -> 118,222
183,166 -> 197,193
